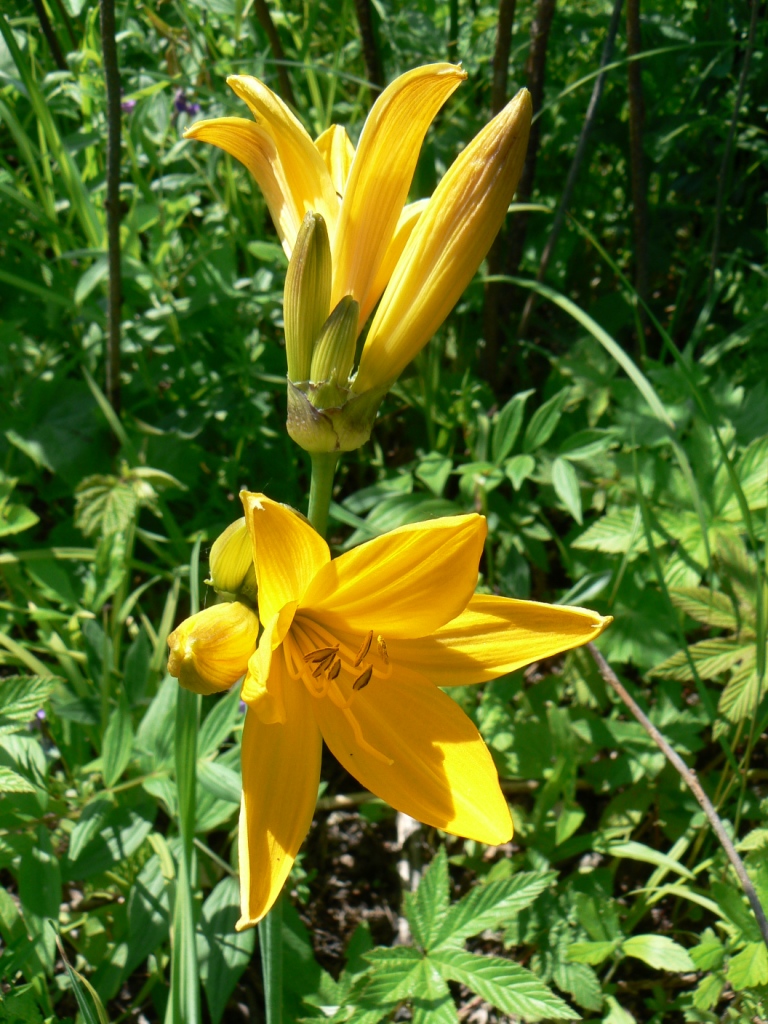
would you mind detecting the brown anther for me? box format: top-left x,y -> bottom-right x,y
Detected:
312,651 -> 336,677
304,645 -> 338,664
328,659 -> 341,680
354,630 -> 373,667
352,665 -> 373,691
377,635 -> 389,664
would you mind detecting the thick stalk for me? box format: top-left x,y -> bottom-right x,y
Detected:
258,900 -> 284,1024
308,452 -> 340,537
167,538 -> 202,1024
253,0 -> 297,108
353,0 -> 384,99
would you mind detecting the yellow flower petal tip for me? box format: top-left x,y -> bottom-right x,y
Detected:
228,496 -> 609,923
208,517 -> 257,601
167,601 -> 259,695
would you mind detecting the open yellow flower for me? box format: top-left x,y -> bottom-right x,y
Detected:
185,66 -> 532,449
231,493 -> 610,929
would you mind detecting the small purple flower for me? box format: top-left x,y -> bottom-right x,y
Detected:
121,98 -> 137,113
239,700 -> 247,715
36,708 -> 46,722
174,89 -> 201,116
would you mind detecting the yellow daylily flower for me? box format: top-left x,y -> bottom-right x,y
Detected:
197,493 -> 611,929
185,67 -> 532,453
185,63 -> 464,323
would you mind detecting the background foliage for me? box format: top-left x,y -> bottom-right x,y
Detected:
1,0 -> 767,1020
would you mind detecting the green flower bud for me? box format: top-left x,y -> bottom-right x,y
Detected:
208,518 -> 257,602
309,295 -> 360,388
284,212 -> 332,382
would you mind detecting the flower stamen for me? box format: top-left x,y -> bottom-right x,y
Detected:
354,630 -> 373,666
377,635 -> 389,664
352,665 -> 373,691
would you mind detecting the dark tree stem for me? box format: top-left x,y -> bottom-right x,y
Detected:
503,0 -> 557,279
707,0 -> 759,302
31,0 -> 67,71
447,0 -> 460,62
482,0 -> 518,376
254,0 -> 297,108
353,0 -> 384,98
626,0 -> 649,347
589,643 -> 768,953
518,0 -> 624,337
99,0 -> 122,414
490,0 -> 517,116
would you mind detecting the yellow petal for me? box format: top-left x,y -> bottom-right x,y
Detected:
315,124 -> 355,197
301,514 -> 486,638
237,655 -> 322,928
241,603 -> 298,722
359,199 -> 428,328
227,76 -> 339,241
208,517 -> 257,600
330,64 -> 466,317
312,663 -> 512,845
354,88 -> 532,392
387,595 -> 613,686
167,602 -> 259,695
241,492 -> 330,624
184,117 -> 302,255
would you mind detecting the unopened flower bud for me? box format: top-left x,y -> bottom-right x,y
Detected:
309,295 -> 360,388
285,212 -> 332,382
167,601 -> 259,695
209,518 -> 257,601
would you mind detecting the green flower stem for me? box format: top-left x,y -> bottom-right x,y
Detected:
258,897 -> 284,1024
256,452 -> 338,1024
167,537 -> 203,1024
307,451 -> 339,537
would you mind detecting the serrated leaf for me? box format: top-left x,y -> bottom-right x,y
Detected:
492,390 -> 534,463
406,846 -> 449,949
726,941 -> 768,990
603,995 -> 635,1024
622,934 -> 695,972
0,676 -> 56,734
718,663 -> 760,722
553,957 -> 602,1012
431,948 -> 575,1020
0,503 -> 39,537
572,507 -> 645,554
357,947 -> 423,1005
0,765 -> 35,793
410,960 -> 457,1024
74,475 -> 138,537
668,587 -> 738,628
432,871 -> 556,950
692,971 -> 724,1011
650,638 -> 753,682
567,940 -> 618,966
523,389 -> 569,453
690,930 -> 724,971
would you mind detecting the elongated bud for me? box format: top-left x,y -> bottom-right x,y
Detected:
167,602 -> 259,695
309,295 -> 360,387
208,518 -> 258,602
284,212 -> 332,382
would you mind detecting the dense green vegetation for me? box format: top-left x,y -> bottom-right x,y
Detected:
1,0 -> 767,1020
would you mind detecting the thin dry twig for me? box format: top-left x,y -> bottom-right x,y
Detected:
588,642 -> 768,952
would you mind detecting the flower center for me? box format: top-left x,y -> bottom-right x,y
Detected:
283,617 -> 393,765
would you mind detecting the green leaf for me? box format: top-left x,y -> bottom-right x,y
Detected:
197,759 -> 241,805
405,847 -> 450,950
551,457 -> 583,524
102,702 -> 134,788
595,840 -> 694,880
553,957 -> 602,1012
55,930 -> 109,1024
712,881 -> 762,941
410,961 -> 458,1024
0,503 -> 39,537
668,587 -> 738,629
357,947 -> 423,1005
74,475 -> 138,538
492,390 -> 534,463
567,940 -> 618,966
432,871 -> 556,950
726,942 -> 768,990
198,877 -> 255,1024
692,971 -> 724,1011
523,389 -> 569,453
602,994 -> 636,1024
622,934 -> 695,972
504,453 -> 536,491
18,826 -> 61,922
430,948 -> 575,1020
0,676 -> 56,734
198,687 -> 242,759
689,930 -> 725,971
68,798 -> 112,863
64,801 -> 155,880
415,453 -> 453,497
0,766 -> 35,794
